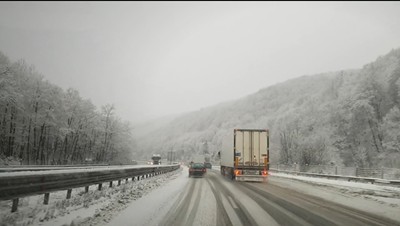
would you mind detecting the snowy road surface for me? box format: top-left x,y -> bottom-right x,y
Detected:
106,167 -> 400,226
2,166 -> 400,226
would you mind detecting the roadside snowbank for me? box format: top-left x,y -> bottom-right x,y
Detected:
270,172 -> 400,222
105,166 -> 188,226
0,167 -> 183,226
270,172 -> 400,196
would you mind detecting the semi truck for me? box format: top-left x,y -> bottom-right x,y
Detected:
151,154 -> 161,165
220,129 -> 269,182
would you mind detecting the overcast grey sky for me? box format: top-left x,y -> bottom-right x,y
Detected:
1,2 -> 400,123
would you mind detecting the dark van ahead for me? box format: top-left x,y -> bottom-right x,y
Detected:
189,163 -> 206,177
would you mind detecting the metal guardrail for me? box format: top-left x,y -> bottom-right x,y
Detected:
0,165 -> 180,212
0,164 -> 112,172
270,164 -> 400,180
269,168 -> 400,186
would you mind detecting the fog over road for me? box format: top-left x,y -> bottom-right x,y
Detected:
107,167 -> 400,226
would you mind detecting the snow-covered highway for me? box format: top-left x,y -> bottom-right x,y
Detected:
2,165 -> 400,226
108,167 -> 400,226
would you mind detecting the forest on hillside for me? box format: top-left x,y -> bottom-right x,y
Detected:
135,48 -> 400,169
1,48 -> 400,168
0,52 -> 134,165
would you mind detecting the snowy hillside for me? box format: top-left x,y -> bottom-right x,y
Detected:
134,48 -> 400,169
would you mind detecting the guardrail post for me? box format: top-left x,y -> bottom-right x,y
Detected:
118,180 -> 121,186
85,186 -> 89,193
44,193 -> 50,205
11,198 -> 19,212
98,183 -> 102,191
109,181 -> 113,187
66,189 -> 72,199
126,178 -> 128,182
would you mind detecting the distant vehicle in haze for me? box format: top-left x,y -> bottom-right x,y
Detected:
151,154 -> 161,165
189,162 -> 206,177
191,154 -> 212,169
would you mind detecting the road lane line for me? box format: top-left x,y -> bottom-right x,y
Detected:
221,194 -> 243,226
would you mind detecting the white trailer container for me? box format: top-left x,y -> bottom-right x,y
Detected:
220,129 -> 269,182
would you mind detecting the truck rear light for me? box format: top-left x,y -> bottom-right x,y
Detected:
234,170 -> 241,175
262,170 -> 268,176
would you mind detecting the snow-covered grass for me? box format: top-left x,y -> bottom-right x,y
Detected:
0,167 -> 183,226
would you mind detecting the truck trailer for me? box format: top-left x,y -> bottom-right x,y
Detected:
151,154 -> 161,165
220,129 -> 269,182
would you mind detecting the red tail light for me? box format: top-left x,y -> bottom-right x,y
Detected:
262,170 -> 268,176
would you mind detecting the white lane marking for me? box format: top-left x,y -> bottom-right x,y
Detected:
221,194 -> 242,226
228,195 -> 238,209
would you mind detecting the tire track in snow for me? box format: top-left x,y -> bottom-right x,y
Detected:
235,182 -> 313,226
162,177 -> 197,225
207,171 -> 258,226
206,176 -> 233,226
186,178 -> 204,225
244,182 -> 400,226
